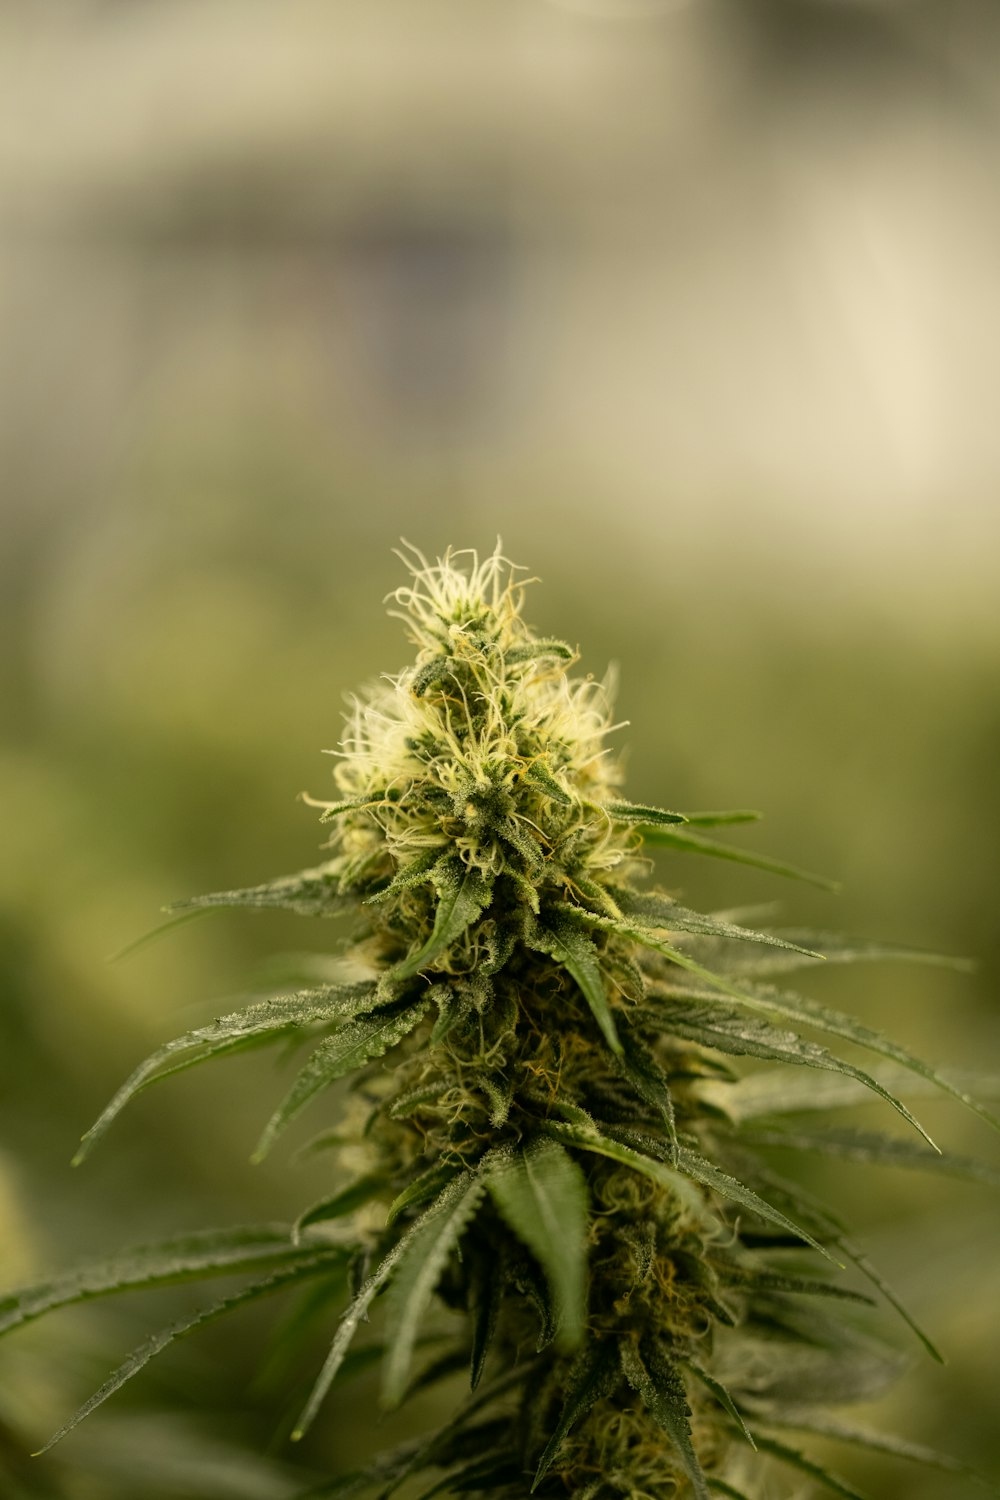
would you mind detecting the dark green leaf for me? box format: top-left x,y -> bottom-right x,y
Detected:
383,1171 -> 489,1406
253,997 -> 429,1162
0,1225 -> 309,1337
637,826 -> 839,891
294,1177 -> 387,1241
390,859 -> 492,981
34,1252 -> 343,1453
620,1341 -> 709,1500
675,1146 -> 837,1263
679,1358 -> 756,1448
531,1341 -> 620,1489
708,927 -> 973,979
604,800 -> 687,826
610,889 -> 820,957
753,1434 -> 868,1500
524,761 -> 573,805
485,1141 -> 589,1349
387,1163 -> 463,1228
526,916 -> 621,1056
74,985 -> 376,1164
755,1410 -> 993,1484
744,1124 -> 1000,1186
167,861 -> 345,917
681,811 -> 762,828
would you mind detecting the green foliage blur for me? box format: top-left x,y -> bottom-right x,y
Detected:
2,2 -> 999,1496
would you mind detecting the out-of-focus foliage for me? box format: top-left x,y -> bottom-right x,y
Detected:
1,2 -> 999,1497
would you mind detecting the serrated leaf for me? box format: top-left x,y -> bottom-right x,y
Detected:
615,1028 -> 678,1158
485,1141 -> 588,1350
643,997 -> 934,1148
679,1358 -> 756,1448
34,1251 -> 343,1453
605,800 -> 688,826
638,825 -> 839,891
704,927 -> 973,979
167,861 -> 345,917
753,1434 -> 868,1500
675,1146 -> 837,1263
531,1341 -> 620,1489
366,847 -> 442,906
469,1252 -> 503,1390
294,1177 -> 387,1242
253,997 -> 429,1162
526,916 -> 621,1055
390,859 -> 492,981
620,1341 -> 710,1500
661,974 -> 1000,1134
609,890 -> 820,958
293,1182 -> 468,1442
314,793 -> 392,825
382,1172 -> 488,1406
541,1120 -> 720,1233
74,985 -> 377,1164
0,1225 -> 309,1337
754,1410 -> 994,1485
744,1124 -> 1000,1186
386,1163 -> 463,1228
524,760 -> 572,805
505,639 -> 575,664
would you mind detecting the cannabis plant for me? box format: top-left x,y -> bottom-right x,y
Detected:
3,544 -> 998,1499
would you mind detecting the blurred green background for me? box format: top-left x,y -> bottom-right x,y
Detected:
2,1 -> 999,1496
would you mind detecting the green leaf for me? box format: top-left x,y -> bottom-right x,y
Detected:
679,1358 -> 756,1448
294,1177 -> 387,1242
34,1251 -> 343,1453
387,1163 -> 463,1228
707,927 -> 973,979
0,1225 -> 309,1337
753,1434 -> 868,1500
366,847 -> 442,906
292,1188 -> 459,1442
314,793 -> 393,824
167,861 -> 345,917
661,974 -> 1000,1134
675,1146 -> 838,1264
504,639 -> 575,664
619,1341 -> 710,1500
253,996 -> 429,1162
524,760 -> 573,805
74,985 -> 377,1164
526,916 -> 621,1056
604,800 -> 687,826
680,810 -> 763,827
610,889 -> 821,957
638,825 -> 839,891
531,1341 -> 620,1489
541,1120 -> 721,1235
485,1141 -> 589,1350
382,1171 -> 488,1406
754,1410 -> 993,1485
616,1028 -> 678,1158
744,1124 -> 1000,1186
469,1253 -> 503,1390
390,859 -> 492,981
644,997 -> 935,1149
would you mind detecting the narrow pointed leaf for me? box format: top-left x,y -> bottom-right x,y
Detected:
643,997 -> 935,1148
620,1341 -> 710,1500
680,1358 -> 756,1448
637,825 -> 839,891
660,974 -> 1000,1134
744,1124 -> 1000,1186
168,861 -> 344,917
34,1252 -> 343,1453
711,927 -> 973,979
526,916 -> 621,1055
387,1163 -> 462,1228
541,1120 -> 721,1234
74,985 -> 376,1164
610,890 -> 820,957
391,859 -> 492,981
0,1225 -> 308,1336
486,1141 -> 589,1349
605,800 -> 687,826
753,1434 -> 867,1500
681,810 -> 763,827
532,1341 -> 620,1489
755,1410 -> 993,1484
525,761 -> 573,805
253,996 -> 429,1162
382,1171 -> 488,1406
294,1177 -> 387,1242
674,1146 -> 837,1262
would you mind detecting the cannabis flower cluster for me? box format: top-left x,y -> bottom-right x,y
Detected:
2,543 -> 997,1500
